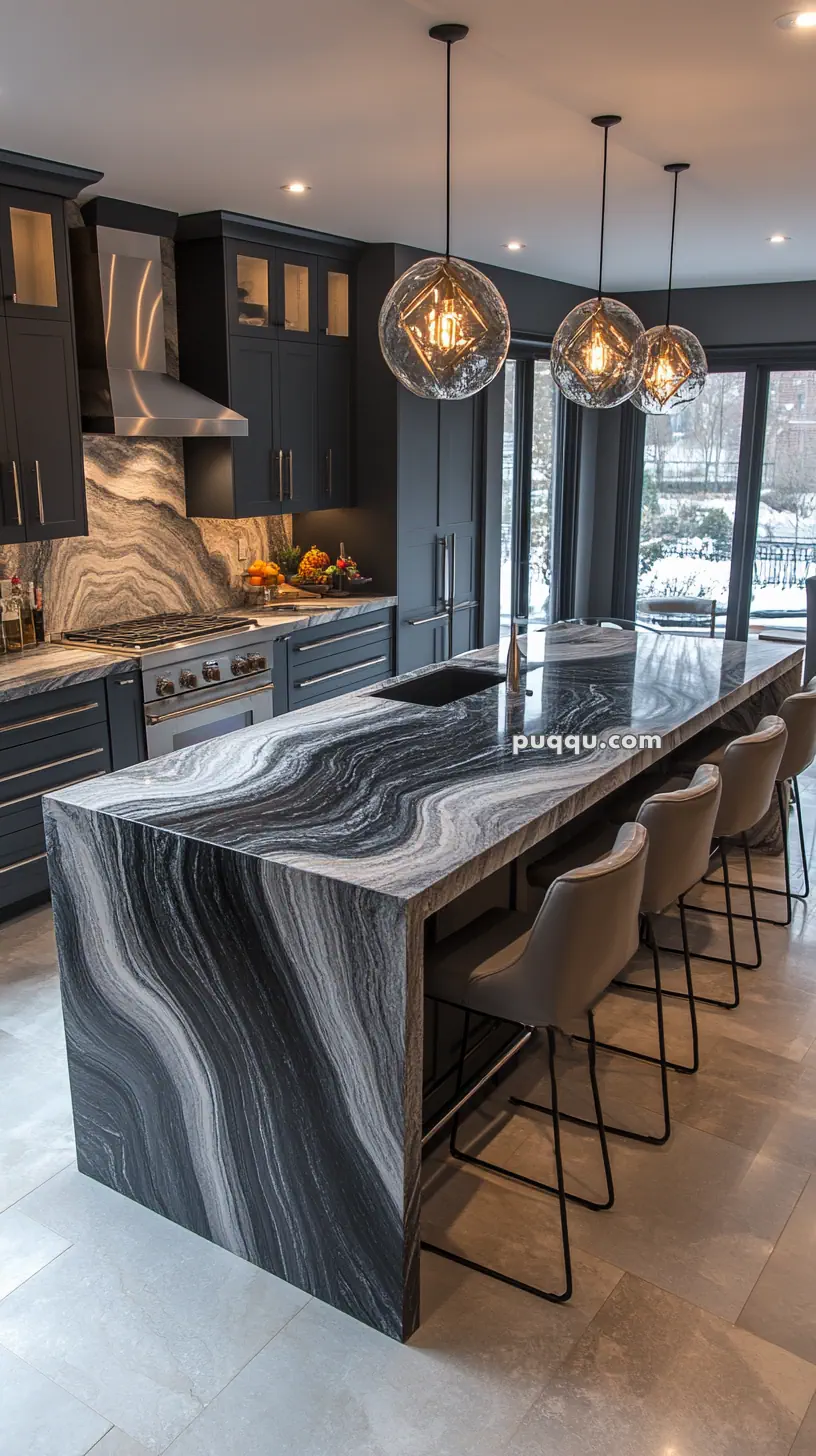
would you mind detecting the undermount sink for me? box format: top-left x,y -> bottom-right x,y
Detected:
372,664 -> 505,708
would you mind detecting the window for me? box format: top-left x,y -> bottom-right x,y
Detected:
636,372 -> 746,632
751,370 -> 816,622
500,355 -> 561,627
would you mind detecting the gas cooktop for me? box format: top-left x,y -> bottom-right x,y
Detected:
64,612 -> 255,651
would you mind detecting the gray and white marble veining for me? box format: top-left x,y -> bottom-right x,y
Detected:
0,437 -> 291,636
227,594 -> 397,636
52,627 -> 804,908
43,627 -> 802,1344
0,644 -> 138,704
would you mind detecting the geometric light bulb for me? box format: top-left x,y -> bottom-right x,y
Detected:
379,254 -> 511,400
551,295 -> 648,409
632,323 -> 708,415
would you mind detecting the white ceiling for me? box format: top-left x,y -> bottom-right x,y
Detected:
3,0 -> 816,290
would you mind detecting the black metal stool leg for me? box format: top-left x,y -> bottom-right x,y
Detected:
699,782 -> 800,927
794,777 -> 811,898
514,921 -> 671,1148
657,841 -> 741,1009
422,1024 -> 574,1304
451,1016 -> 614,1211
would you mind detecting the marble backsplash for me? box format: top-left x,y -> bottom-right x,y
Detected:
0,436 -> 291,635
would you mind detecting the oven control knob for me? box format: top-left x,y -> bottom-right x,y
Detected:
155,676 -> 175,696
202,660 -> 221,682
231,656 -> 250,676
179,670 -> 198,690
246,653 -> 267,673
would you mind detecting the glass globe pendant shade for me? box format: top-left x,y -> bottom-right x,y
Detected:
632,324 -> 708,415
551,296 -> 648,409
378,254 -> 511,401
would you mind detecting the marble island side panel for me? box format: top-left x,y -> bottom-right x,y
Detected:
45,796 -> 424,1340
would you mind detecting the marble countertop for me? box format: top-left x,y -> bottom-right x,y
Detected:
226,594 -> 396,635
0,644 -> 139,704
50,627 -> 803,905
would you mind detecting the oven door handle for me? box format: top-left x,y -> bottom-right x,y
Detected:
145,682 -> 272,725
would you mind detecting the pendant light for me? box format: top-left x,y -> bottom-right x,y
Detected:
551,116 -> 647,409
633,163 -> 708,415
378,24 -> 511,401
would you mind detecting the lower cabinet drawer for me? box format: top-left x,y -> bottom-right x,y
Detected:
0,823 -> 49,909
0,681 -> 108,754
0,723 -> 110,820
289,651 -> 392,707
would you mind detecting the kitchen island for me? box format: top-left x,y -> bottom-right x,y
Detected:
43,627 -> 802,1341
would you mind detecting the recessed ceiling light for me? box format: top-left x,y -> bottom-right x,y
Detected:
281,181 -> 310,194
769,233 -> 791,242
776,10 -> 816,27
504,240 -> 525,251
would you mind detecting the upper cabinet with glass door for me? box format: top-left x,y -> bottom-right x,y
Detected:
318,257 -> 351,345
0,188 -> 73,322
227,241 -> 318,342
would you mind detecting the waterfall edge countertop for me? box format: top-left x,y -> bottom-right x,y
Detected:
42,628 -> 804,1345
0,644 -> 140,703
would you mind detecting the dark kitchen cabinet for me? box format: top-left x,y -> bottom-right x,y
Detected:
0,152 -> 102,547
6,319 -> 85,539
317,348 -> 350,508
176,212 -> 359,519
278,340 -> 318,511
396,394 -> 481,672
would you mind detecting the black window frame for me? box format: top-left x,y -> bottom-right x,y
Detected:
615,342 -> 816,638
501,342 -> 581,625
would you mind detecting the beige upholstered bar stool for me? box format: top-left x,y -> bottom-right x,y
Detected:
422,822 -> 648,1305
701,682 -> 816,925
532,765 -> 722,1096
675,716 -> 788,1004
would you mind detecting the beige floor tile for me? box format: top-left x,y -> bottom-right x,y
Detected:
504,1273 -> 816,1456
738,1175 -> 816,1364
791,1393 -> 816,1454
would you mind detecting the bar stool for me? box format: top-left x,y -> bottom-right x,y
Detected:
538,765 -> 722,1084
701,682 -> 816,925
422,821 -> 648,1304
677,716 -> 788,1004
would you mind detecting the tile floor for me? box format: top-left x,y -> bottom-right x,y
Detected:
2,776 -> 816,1453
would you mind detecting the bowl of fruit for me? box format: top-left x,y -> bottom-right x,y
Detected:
244,559 -> 285,602
291,546 -> 332,594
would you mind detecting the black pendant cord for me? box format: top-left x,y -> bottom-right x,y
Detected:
597,124 -> 610,301
591,116 -> 621,302
430,24 -> 469,258
445,39 -> 452,259
663,163 -> 690,330
665,170 -> 679,328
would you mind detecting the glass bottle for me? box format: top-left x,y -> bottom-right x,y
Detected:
10,577 -> 36,648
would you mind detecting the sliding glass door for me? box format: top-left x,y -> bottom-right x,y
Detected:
751,370 -> 816,624
632,357 -> 816,636
636,372 -> 746,633
501,355 -> 560,627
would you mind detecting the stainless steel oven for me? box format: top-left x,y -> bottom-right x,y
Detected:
144,671 -> 274,759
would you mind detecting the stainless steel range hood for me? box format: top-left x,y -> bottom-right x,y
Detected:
70,224 -> 248,437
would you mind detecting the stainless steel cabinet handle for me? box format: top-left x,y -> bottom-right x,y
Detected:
277,449 -> 285,503
34,460 -> 45,524
326,448 -> 333,498
0,701 -> 101,734
295,623 -> 385,652
11,461 -> 22,525
116,679 -> 136,686
0,746 -> 105,787
452,600 -> 478,612
2,766 -> 107,810
0,850 -> 48,875
446,531 -> 456,661
286,449 -> 294,500
408,612 -> 449,626
297,655 -> 387,688
145,682 -> 272,724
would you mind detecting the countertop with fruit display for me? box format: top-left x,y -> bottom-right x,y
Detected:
237,543 -> 395,632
